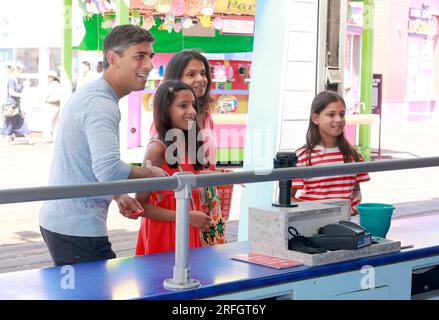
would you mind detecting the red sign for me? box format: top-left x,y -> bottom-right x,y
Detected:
232,253 -> 304,269
221,16 -> 254,35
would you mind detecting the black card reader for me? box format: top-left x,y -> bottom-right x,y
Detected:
309,220 -> 372,251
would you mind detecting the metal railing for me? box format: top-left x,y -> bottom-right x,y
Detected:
2,157 -> 439,289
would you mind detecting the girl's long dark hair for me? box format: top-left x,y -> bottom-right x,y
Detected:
153,80 -> 209,170
303,90 -> 363,165
164,49 -> 214,116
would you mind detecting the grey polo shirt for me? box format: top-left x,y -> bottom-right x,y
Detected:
40,78 -> 131,237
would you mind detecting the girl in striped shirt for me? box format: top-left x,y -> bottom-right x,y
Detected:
291,91 -> 370,215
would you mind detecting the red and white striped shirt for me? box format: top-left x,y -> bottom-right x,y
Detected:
292,145 -> 370,203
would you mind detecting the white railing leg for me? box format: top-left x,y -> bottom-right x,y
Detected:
163,172 -> 201,291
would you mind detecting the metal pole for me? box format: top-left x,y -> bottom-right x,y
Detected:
115,0 -> 130,162
359,0 -> 375,160
164,172 -> 200,290
116,0 -> 130,25
3,157 -> 439,205
62,0 -> 73,81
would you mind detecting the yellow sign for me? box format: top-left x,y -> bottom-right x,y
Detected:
215,0 -> 256,15
408,18 -> 439,36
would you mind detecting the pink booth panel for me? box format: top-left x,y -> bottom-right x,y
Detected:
214,124 -> 247,149
128,91 -> 142,148
344,123 -> 356,146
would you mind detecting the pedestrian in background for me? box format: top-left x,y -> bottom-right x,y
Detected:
96,61 -> 103,74
1,64 -> 13,130
1,62 -> 34,144
41,70 -> 61,143
75,61 -> 98,90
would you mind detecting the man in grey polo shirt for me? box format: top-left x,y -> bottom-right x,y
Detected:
40,25 -> 167,266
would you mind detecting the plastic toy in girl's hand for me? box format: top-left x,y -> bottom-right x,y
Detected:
130,208 -> 145,218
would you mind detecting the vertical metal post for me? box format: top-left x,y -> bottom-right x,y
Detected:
339,0 -> 348,93
359,0 -> 375,161
317,0 -> 329,93
115,0 -> 130,162
164,172 -> 201,291
116,0 -> 130,25
62,0 -> 73,81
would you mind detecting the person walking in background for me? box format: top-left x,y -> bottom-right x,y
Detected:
75,61 -> 98,90
96,61 -> 103,74
1,62 -> 33,144
39,25 -> 168,266
41,70 -> 61,143
291,91 -> 370,215
1,64 -> 13,130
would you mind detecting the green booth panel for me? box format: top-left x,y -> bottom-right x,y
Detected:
217,148 -> 244,165
75,15 -> 254,53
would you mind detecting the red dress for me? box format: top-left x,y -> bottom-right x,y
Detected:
135,156 -> 207,255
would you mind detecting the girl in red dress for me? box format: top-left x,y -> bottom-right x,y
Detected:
135,80 -> 212,255
149,49 -> 217,168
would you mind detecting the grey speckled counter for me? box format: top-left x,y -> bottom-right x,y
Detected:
249,200 -> 401,266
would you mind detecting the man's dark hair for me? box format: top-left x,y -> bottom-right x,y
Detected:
103,25 -> 155,69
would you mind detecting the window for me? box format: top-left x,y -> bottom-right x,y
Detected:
406,37 -> 434,99
49,48 -> 61,73
15,48 -> 39,73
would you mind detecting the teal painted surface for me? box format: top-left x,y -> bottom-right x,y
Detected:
238,0 -> 288,241
209,258 -> 420,300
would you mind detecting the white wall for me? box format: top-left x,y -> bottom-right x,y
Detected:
280,0 -> 320,152
238,0 -> 321,240
0,0 -> 64,48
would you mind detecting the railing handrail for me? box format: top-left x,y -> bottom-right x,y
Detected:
2,157 -> 439,205
3,156 -> 439,291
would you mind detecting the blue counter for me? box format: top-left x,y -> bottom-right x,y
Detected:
0,213 -> 438,299
0,238 -> 439,300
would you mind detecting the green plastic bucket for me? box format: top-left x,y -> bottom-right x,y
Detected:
357,203 -> 395,238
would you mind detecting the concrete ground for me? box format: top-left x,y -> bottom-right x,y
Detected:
1,119 -> 439,273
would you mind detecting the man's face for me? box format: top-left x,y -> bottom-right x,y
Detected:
115,41 -> 154,94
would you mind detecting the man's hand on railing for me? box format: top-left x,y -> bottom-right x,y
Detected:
113,194 -> 144,219
189,211 -> 212,230
147,165 -> 169,178
128,161 -> 169,179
